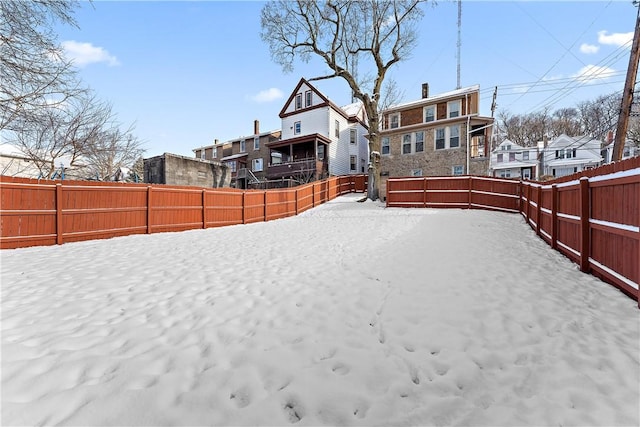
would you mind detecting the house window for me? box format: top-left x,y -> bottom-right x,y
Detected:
497,153 -> 503,163
435,128 -> 445,150
381,137 -> 390,155
317,144 -> 325,160
335,120 -> 340,138
424,105 -> 435,123
240,139 -> 246,152
449,125 -> 460,148
212,147 -> 217,158
523,151 -> 529,160
402,134 -> 412,154
227,161 -> 237,173
389,113 -> 399,129
294,121 -> 301,135
350,155 -> 357,171
499,169 -> 512,178
305,90 -> 312,107
350,128 -> 357,144
522,169 -> 531,179
254,137 -> 260,151
295,93 -> 302,110
452,165 -> 464,176
448,100 -> 461,118
509,152 -> 516,162
410,168 -> 422,177
199,150 -> 205,159
415,131 -> 424,152
252,158 -> 263,172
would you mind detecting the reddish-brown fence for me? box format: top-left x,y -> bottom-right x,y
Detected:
386,175 -> 521,213
520,161 -> 639,305
386,159 -> 640,306
0,175 -> 367,249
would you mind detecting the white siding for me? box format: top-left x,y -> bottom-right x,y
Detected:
282,82 -> 325,115
281,107 -> 330,140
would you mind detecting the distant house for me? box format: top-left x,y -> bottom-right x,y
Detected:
541,134 -> 602,178
266,78 -> 369,183
194,121 -> 281,189
144,153 -> 229,188
0,143 -> 85,180
379,84 -> 494,178
601,139 -> 640,163
489,140 -> 539,179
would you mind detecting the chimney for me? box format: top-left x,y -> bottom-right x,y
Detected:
607,130 -> 614,145
254,120 -> 260,135
214,138 -> 219,145
421,83 -> 429,99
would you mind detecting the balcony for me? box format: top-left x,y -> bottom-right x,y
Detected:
267,157 -> 327,180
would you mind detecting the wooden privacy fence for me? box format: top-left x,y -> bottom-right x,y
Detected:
385,158 -> 640,306
0,175 -> 367,249
386,175 -> 521,213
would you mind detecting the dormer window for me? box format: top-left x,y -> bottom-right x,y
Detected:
295,93 -> 302,110
448,100 -> 461,118
389,113 -> 400,129
305,90 -> 312,107
424,105 -> 435,123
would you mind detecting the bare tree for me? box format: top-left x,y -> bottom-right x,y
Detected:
577,93 -> 620,143
261,0 -> 425,200
0,0 -> 84,130
9,92 -> 144,180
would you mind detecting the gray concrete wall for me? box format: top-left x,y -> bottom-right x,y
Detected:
144,153 -> 230,188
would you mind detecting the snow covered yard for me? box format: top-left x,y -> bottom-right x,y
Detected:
1,193 -> 638,426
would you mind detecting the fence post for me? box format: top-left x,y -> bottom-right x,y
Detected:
263,191 -> 267,222
536,185 -> 542,236
146,186 -> 152,234
312,183 -> 316,207
579,177 -> 591,273
295,188 -> 299,215
56,183 -> 63,245
242,192 -> 246,224
525,183 -> 531,225
551,184 -> 558,250
202,189 -> 206,229
423,178 -> 428,208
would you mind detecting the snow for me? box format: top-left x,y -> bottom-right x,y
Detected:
1,193 -> 638,426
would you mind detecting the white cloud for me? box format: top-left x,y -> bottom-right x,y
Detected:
61,40 -> 120,67
572,64 -> 616,84
597,30 -> 633,48
250,88 -> 284,103
579,43 -> 599,54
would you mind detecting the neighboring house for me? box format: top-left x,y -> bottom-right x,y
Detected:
489,139 -> 539,179
144,153 -> 229,188
541,134 -> 602,178
194,121 -> 281,189
379,83 -> 493,178
601,140 -> 640,163
0,143 -> 85,179
267,78 -> 369,183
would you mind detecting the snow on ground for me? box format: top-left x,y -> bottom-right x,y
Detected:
1,193 -> 638,426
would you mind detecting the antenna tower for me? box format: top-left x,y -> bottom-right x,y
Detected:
456,0 -> 461,89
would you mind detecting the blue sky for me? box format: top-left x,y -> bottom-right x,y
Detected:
56,1 -> 636,157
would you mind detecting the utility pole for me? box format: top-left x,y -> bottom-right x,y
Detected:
490,86 -> 498,118
456,0 -> 461,89
612,2 -> 640,161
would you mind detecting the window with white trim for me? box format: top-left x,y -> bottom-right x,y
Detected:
389,113 -> 399,129
212,147 -> 217,158
402,134 -> 412,154
254,137 -> 260,150
449,125 -> 460,148
350,155 -> 357,171
410,168 -> 423,177
335,120 -> 340,138
381,137 -> 390,155
305,90 -> 312,107
294,121 -> 301,135
295,93 -> 302,110
435,128 -> 445,150
199,150 -> 205,159
509,152 -> 516,162
424,105 -> 435,123
415,131 -> 424,152
240,139 -> 246,152
522,151 -> 529,160
317,144 -> 325,160
497,153 -> 503,163
448,100 -> 461,118
499,169 -> 512,178
252,158 -> 263,172
452,165 -> 464,176
350,128 -> 357,144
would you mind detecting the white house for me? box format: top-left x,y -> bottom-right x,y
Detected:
601,139 -> 640,163
489,139 -> 539,179
266,78 -> 369,182
542,134 -> 602,178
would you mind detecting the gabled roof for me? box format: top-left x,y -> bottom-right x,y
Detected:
384,84 -> 481,113
279,78 -> 368,128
